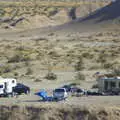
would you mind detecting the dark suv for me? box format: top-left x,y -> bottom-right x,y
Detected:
13,83 -> 30,95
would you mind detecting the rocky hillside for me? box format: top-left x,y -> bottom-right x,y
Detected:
0,1 -> 108,29
80,0 -> 120,23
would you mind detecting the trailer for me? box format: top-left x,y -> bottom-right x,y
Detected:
0,77 -> 17,97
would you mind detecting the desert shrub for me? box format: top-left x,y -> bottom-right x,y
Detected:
111,68 -> 120,76
92,84 -> 98,89
81,52 -> 94,59
89,65 -> 101,70
47,7 -> 58,17
34,78 -> 42,82
24,61 -> 30,67
3,66 -> 11,73
74,56 -> 84,71
44,72 -> 57,80
75,72 -> 85,81
8,53 -> 30,63
26,68 -> 33,75
16,46 -> 25,51
8,54 -> 21,63
97,53 -> 106,63
0,65 -> 11,74
14,72 -> 19,76
103,62 -> 113,69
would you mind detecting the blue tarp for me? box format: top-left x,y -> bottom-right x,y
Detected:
35,90 -> 54,101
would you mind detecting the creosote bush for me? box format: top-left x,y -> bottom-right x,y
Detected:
75,72 -> 85,81
103,62 -> 113,69
74,56 -> 84,71
111,68 -> 120,76
26,68 -> 33,75
0,65 -> 11,74
97,53 -> 106,63
45,72 -> 57,80
92,84 -> 98,89
8,53 -> 31,63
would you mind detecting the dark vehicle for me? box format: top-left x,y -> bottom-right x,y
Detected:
61,85 -> 72,92
13,83 -> 30,95
71,87 -> 86,96
86,90 -> 104,96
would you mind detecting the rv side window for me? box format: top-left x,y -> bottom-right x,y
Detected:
12,80 -> 15,83
110,82 -> 116,88
119,82 -> 120,88
0,85 -> 3,88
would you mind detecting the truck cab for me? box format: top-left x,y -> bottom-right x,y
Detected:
53,88 -> 68,100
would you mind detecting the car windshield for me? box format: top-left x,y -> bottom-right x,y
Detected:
16,83 -> 24,88
55,89 -> 64,92
77,89 -> 83,92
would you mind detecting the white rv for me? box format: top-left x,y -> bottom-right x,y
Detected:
0,77 -> 17,97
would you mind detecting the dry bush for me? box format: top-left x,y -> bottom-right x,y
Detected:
81,52 -> 94,59
74,56 -> 84,71
44,72 -> 57,80
103,62 -> 113,69
0,65 -> 11,74
14,72 -> 19,77
111,68 -> 120,76
8,53 -> 31,63
75,72 -> 85,81
92,84 -> 98,89
97,53 -> 107,63
26,68 -> 33,75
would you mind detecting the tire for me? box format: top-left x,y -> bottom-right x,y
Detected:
7,94 -> 12,98
25,90 -> 30,94
12,92 -> 17,97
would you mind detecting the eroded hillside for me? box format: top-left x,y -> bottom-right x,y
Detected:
0,1 -> 108,29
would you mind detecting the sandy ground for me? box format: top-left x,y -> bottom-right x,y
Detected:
0,24 -> 119,107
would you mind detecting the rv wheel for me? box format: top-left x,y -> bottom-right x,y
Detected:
12,92 -> 16,97
7,94 -> 12,98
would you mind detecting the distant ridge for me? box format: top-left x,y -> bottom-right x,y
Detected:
80,0 -> 120,23
53,0 -> 120,33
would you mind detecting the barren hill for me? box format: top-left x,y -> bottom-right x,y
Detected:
55,0 -> 120,33
81,0 -> 120,23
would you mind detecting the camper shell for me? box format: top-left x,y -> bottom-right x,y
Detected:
0,77 -> 17,96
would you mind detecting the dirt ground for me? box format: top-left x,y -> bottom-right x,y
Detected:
0,25 -> 119,108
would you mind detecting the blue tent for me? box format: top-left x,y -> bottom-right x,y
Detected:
35,90 -> 54,101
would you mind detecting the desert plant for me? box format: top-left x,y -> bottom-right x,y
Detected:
92,84 -> 98,89
0,65 -> 12,74
75,72 -> 85,81
34,78 -> 42,82
8,53 -> 31,63
74,56 -> 84,71
111,68 -> 120,76
24,61 -> 30,67
81,52 -> 94,59
26,68 -> 33,75
44,72 -> 57,80
103,62 -> 113,69
97,53 -> 106,63
14,72 -> 19,76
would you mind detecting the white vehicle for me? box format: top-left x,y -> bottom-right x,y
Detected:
0,77 -> 17,97
53,88 -> 68,100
